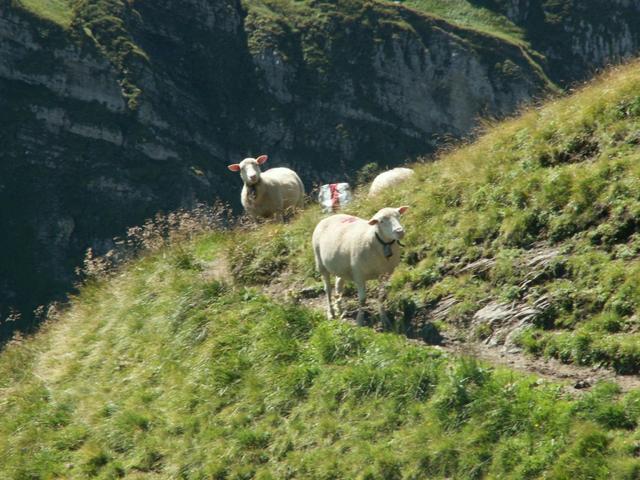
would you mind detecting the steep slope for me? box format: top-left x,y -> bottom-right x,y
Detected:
5,60 -> 640,479
3,230 -> 640,479
0,0 -> 553,337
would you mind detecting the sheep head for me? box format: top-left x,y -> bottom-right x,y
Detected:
228,155 -> 268,186
368,206 -> 409,242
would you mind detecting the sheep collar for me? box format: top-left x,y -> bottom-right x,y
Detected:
375,232 -> 399,259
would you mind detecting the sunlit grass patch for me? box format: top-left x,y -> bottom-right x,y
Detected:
16,0 -> 74,28
400,0 -> 525,44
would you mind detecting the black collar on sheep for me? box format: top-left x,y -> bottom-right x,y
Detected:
375,232 -> 404,258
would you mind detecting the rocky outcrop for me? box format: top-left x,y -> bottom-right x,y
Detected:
478,0 -> 640,82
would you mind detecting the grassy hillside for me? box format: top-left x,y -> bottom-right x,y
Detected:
3,232 -> 640,479
5,61 -> 640,478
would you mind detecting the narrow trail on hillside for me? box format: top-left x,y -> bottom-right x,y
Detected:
244,265 -> 640,395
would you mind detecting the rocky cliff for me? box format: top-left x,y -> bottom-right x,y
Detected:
0,0 -> 639,338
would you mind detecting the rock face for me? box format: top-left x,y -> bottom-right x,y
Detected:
0,0 -> 639,338
480,0 -> 640,83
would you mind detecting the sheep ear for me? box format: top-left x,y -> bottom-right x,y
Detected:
228,164 -> 241,172
256,155 -> 268,165
368,218 -> 379,225
398,206 -> 409,215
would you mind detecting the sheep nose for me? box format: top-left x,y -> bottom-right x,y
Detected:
394,228 -> 405,239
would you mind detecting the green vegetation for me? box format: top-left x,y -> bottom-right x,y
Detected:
4,232 -> 640,479
15,0 -> 73,28
398,0 -> 526,44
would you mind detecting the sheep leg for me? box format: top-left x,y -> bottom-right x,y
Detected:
321,271 -> 335,319
354,277 -> 367,326
335,276 -> 345,317
378,275 -> 392,330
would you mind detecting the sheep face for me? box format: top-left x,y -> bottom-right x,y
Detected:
368,206 -> 409,242
228,155 -> 268,186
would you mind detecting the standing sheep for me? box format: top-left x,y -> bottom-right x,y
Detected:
312,206 -> 409,326
227,155 -> 305,220
368,167 -> 415,197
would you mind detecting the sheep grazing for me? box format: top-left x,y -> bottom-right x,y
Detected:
368,167 -> 415,197
227,155 -> 305,220
312,206 -> 409,326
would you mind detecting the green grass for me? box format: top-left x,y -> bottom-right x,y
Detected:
15,0 -> 74,28
398,0 -> 526,44
3,236 -> 640,478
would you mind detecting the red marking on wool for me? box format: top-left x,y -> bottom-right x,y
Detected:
341,216 -> 358,224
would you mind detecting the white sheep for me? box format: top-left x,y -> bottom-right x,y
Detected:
312,206 -> 409,326
227,155 -> 305,220
368,167 -> 415,197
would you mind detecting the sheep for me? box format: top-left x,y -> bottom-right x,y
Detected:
312,206 -> 409,326
368,167 -> 415,197
227,155 -> 305,220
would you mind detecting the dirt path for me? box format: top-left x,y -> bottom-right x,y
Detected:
291,280 -> 640,393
